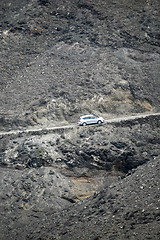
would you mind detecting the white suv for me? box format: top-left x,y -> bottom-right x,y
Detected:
78,115 -> 104,126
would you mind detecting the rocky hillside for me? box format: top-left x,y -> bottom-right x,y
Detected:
0,115 -> 160,239
0,0 -> 160,129
27,156 -> 160,240
0,0 -> 160,239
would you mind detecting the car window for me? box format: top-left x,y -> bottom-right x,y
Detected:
81,116 -> 97,120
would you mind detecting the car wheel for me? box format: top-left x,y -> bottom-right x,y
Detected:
82,122 -> 87,126
97,120 -> 102,124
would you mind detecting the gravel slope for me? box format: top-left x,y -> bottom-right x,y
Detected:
0,0 -> 160,127
19,157 -> 160,240
0,114 -> 159,240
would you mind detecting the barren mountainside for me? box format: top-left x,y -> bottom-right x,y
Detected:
0,0 -> 160,240
0,0 -> 160,127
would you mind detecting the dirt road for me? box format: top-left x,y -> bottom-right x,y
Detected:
0,112 -> 159,136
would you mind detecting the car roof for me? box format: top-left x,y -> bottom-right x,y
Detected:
80,115 -> 96,118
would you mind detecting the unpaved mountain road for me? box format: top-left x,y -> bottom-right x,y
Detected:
0,112 -> 160,137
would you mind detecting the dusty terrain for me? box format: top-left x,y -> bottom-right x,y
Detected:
0,0 -> 160,129
0,0 -> 160,239
0,114 -> 160,240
